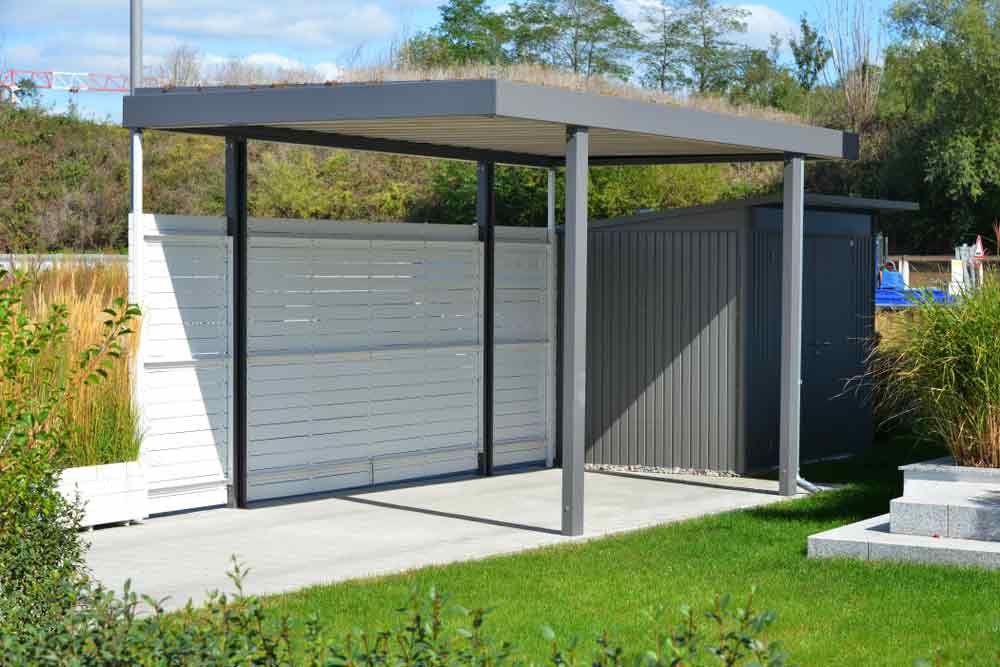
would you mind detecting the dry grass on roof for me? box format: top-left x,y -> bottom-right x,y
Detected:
275,63 -> 809,127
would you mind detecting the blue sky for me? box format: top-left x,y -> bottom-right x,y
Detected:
3,0 -> 895,123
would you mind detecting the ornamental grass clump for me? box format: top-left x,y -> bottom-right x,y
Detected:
11,262 -> 140,467
872,274 -> 1000,467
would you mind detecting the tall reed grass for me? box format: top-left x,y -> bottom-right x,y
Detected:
872,275 -> 1000,467
12,263 -> 141,468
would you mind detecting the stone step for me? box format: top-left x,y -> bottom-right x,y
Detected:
891,496 -> 1000,542
808,514 -> 1000,569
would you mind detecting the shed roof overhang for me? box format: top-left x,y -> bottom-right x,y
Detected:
122,79 -> 859,168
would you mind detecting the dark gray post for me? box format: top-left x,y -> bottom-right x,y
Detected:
226,137 -> 249,508
562,127 -> 588,536
477,161 -> 496,476
779,155 -> 804,496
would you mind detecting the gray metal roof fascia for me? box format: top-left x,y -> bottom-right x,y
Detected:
493,80 -> 859,161
123,79 -> 499,129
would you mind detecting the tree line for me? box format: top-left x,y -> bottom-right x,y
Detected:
402,0 -> 832,113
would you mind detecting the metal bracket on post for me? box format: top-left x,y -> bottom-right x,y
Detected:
779,154 -> 804,496
477,161 -> 496,477
562,126 -> 588,536
226,137 -> 249,508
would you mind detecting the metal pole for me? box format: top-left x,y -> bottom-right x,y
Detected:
128,0 -> 144,415
779,155 -> 804,496
545,168 -> 557,468
226,137 -> 249,508
477,162 -> 496,476
562,127 -> 588,536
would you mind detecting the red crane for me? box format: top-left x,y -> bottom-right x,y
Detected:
1,69 -> 145,104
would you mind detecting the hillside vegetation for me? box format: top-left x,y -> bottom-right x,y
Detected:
0,103 -> 776,252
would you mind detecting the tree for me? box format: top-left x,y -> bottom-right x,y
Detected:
406,0 -> 510,66
879,0 -> 1000,246
506,0 -> 561,65
789,14 -> 831,91
13,78 -> 40,106
158,45 -> 203,87
730,35 -> 800,110
638,1 -> 691,91
820,0 -> 883,131
509,0 -> 640,79
671,0 -> 748,94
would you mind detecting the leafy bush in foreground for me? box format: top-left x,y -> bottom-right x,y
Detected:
0,560 -> 791,667
871,274 -> 1000,467
0,269 -> 138,636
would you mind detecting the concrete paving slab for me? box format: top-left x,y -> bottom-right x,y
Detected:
86,469 -> 790,608
809,513 -> 1000,569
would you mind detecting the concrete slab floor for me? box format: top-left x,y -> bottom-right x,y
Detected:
86,469 -> 793,609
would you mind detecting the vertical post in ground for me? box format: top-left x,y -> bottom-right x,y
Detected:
562,127 -> 588,536
546,168 -> 557,468
477,161 -> 496,476
226,138 -> 249,508
128,0 -> 144,417
779,155 -> 805,497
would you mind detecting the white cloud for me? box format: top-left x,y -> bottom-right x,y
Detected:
735,4 -> 796,53
151,3 -> 397,46
244,52 -> 305,70
313,61 -> 343,80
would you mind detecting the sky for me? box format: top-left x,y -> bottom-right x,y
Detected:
2,0 -> 896,123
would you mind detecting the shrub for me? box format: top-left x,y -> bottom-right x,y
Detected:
0,561 -> 792,667
0,269 -> 139,636
871,274 -> 1000,467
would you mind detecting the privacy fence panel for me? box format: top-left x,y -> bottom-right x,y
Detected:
133,214 -> 232,515
244,219 -> 486,502
494,227 -> 556,468
134,216 -> 556,510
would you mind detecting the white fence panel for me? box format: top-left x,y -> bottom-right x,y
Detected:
134,214 -> 231,514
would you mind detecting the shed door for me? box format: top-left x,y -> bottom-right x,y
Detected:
244,230 -> 484,501
801,235 -> 867,460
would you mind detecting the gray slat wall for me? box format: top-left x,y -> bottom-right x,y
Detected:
585,222 -> 743,471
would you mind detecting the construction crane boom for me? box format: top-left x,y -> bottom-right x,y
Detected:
2,69 -> 132,93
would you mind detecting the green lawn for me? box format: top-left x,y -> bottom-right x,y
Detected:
267,437 -> 1000,666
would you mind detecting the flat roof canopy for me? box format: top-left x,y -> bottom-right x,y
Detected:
123,79 -> 859,168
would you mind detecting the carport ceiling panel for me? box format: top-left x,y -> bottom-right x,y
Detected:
280,118 -> 769,159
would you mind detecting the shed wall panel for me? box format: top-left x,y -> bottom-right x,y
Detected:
585,224 -> 742,471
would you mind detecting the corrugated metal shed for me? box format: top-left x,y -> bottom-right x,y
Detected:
580,195 -> 902,473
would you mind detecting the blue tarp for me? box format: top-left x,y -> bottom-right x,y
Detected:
876,287 -> 953,308
881,270 -> 905,289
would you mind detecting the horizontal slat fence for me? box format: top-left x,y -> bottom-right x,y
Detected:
135,216 -> 555,509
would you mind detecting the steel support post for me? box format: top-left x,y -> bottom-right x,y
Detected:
477,162 -> 496,476
562,127 -> 588,536
226,137 -> 249,508
779,155 -> 805,496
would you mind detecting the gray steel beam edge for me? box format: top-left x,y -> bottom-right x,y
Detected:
123,79 -> 499,129
779,156 -> 804,496
494,80 -> 858,161
562,127 -> 588,536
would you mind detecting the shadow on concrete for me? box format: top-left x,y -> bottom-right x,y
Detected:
334,495 -> 562,536
591,470 -> 781,496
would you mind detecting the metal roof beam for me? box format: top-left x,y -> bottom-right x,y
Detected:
169,125 -> 561,168
588,153 -> 788,166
